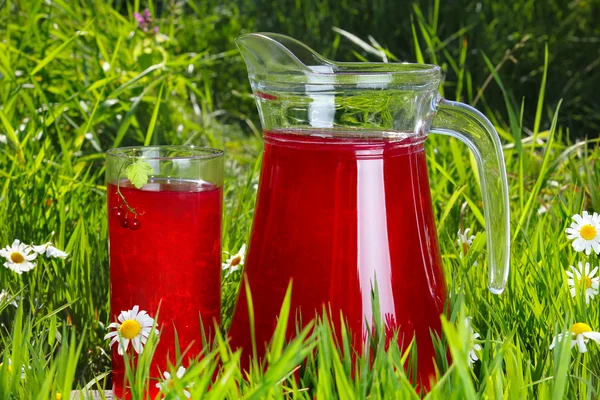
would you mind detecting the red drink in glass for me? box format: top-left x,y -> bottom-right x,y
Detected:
106,147 -> 223,399
228,131 -> 446,383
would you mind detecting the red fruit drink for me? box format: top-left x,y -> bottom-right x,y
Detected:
228,130 -> 447,384
107,179 -> 222,398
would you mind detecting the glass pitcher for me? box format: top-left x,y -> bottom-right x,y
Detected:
228,33 -> 510,382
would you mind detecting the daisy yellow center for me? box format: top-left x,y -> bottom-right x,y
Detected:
119,319 -> 142,339
571,322 -> 593,335
231,255 -> 242,267
580,276 -> 593,289
580,224 -> 597,241
10,252 -> 24,264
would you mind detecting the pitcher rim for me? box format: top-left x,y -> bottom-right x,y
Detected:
333,62 -> 441,73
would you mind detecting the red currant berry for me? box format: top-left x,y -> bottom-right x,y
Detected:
119,217 -> 129,229
111,207 -> 124,219
128,218 -> 141,231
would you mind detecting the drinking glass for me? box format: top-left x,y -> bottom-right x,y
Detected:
106,146 -> 224,398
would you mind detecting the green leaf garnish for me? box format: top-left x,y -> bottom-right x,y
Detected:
125,159 -> 154,189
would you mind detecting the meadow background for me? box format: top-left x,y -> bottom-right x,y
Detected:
1,0 -> 600,398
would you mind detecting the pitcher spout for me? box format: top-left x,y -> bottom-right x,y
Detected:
235,33 -> 336,80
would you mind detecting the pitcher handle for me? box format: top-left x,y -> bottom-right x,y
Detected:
430,97 -> 510,294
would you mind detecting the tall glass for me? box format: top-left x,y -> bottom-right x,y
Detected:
106,146 -> 224,398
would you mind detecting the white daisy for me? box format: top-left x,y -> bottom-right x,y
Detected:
1,359 -> 26,379
222,244 -> 246,277
0,290 -> 18,307
32,242 -> 68,259
465,317 -> 482,367
0,240 -> 37,274
566,211 -> 600,255
104,306 -> 159,355
155,366 -> 192,399
566,262 -> 599,303
550,322 -> 600,353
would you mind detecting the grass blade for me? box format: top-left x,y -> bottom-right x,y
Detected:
144,81 -> 165,146
531,43 -> 549,156
30,31 -> 81,76
0,109 -> 20,149
481,52 -> 522,155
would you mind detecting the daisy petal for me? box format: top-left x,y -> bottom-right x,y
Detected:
582,331 -> 600,344
576,334 -> 587,353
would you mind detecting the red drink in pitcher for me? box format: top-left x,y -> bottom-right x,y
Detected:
106,147 -> 224,398
228,131 -> 447,382
233,33 -> 510,388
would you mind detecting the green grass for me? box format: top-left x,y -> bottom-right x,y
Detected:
1,0 -> 600,398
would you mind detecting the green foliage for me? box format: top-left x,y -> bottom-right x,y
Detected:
125,159 -> 154,189
0,0 -> 599,398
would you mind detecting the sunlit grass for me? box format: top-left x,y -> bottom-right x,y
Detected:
0,0 -> 599,398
